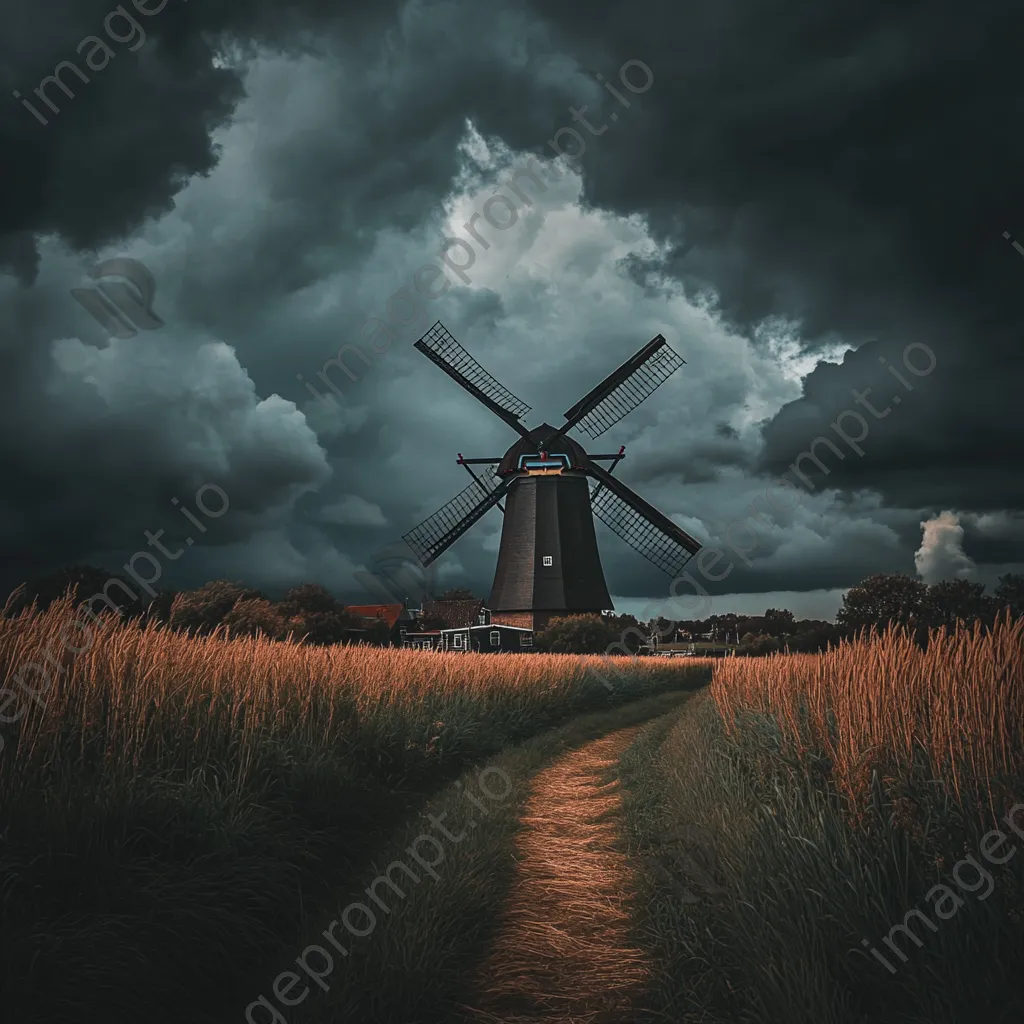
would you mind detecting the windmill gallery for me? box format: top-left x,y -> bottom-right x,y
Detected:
402,322 -> 703,631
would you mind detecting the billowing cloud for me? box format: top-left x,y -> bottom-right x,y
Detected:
914,511 -> 976,585
320,495 -> 387,527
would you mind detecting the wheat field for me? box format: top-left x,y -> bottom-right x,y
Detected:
0,594 -> 705,794
3,595 -> 1023,1023
0,595 -> 706,1024
619,617 -> 1024,1024
710,614 -> 1024,811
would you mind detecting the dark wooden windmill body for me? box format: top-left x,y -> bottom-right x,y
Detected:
403,323 -> 702,631
485,428 -> 611,629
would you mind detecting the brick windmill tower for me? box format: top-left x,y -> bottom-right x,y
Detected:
403,322 -> 703,630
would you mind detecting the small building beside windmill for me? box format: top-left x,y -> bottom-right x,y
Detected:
401,596 -> 535,652
439,622 -> 534,652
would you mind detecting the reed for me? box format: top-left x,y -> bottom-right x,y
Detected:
0,592 -> 706,799
710,614 -> 1024,812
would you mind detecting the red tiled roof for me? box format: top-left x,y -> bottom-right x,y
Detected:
344,604 -> 405,628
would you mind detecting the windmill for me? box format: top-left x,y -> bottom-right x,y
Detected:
402,322 -> 703,630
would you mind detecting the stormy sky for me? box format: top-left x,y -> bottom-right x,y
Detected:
1,0 -> 1022,620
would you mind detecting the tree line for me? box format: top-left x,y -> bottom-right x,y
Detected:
652,572 -> 1024,656
533,573 -> 1024,656
3,570 -> 388,644
4,565 -> 1022,655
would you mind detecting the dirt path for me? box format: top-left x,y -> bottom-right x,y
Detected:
462,725 -> 649,1023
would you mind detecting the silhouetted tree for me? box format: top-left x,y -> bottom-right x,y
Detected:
920,579 -> 996,631
736,633 -> 780,657
764,608 -> 796,631
4,564 -> 147,619
994,573 -> 1024,618
786,621 -> 842,653
654,617 -> 680,641
142,589 -> 178,627
836,573 -> 927,634
535,615 -> 620,654
277,583 -> 361,644
438,587 -> 476,600
605,613 -> 645,652
278,583 -> 338,616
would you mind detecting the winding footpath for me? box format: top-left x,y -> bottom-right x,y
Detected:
462,725 -> 649,1023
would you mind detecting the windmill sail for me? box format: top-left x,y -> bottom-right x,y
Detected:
587,461 -> 701,576
403,475 -> 514,566
562,335 -> 685,440
415,322 -> 532,436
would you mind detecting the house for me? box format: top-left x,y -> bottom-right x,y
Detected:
395,596 -> 535,651
343,603 -> 416,646
420,597 -> 490,629
439,623 -> 534,653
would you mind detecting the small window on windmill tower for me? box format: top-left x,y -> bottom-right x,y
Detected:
542,555 -> 553,567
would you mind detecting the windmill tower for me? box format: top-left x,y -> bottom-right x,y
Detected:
403,322 -> 703,630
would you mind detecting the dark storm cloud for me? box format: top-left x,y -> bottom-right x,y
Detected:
0,0 -> 406,279
0,0 -> 600,282
628,432 -> 753,486
3,0 -> 1022,609
0,0 -> 614,596
755,332 -> 1024,526
516,0 -> 1024,517
0,260 -> 332,596
599,500 -> 913,602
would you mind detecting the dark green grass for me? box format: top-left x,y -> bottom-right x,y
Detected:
617,692 -> 1024,1024
0,662 -> 708,1024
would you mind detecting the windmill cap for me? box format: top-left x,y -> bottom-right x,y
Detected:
497,425 -> 590,475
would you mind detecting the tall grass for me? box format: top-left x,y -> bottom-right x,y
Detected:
621,616 -> 1024,1023
0,595 -> 708,1024
711,614 -> 1024,812
0,595 -> 704,791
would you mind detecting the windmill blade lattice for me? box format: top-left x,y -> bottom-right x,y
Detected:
417,322 -> 532,421
591,486 -> 698,577
403,476 -> 511,566
566,338 -> 684,440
